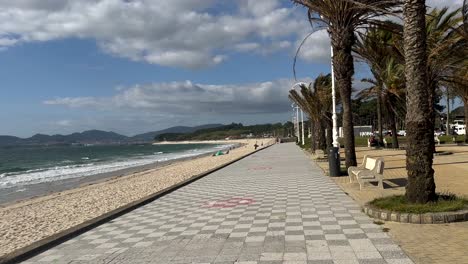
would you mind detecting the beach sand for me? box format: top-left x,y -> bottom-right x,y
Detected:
0,144 -> 237,206
0,138 -> 273,259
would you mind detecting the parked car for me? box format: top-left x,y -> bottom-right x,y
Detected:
434,131 -> 445,136
397,130 -> 406,136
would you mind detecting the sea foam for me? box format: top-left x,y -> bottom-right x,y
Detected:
0,144 -> 232,189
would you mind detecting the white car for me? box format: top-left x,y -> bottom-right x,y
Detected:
434,131 -> 445,136
397,130 -> 406,136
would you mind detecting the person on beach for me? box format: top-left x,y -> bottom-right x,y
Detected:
254,142 -> 259,150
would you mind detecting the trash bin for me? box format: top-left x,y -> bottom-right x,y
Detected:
328,147 -> 341,176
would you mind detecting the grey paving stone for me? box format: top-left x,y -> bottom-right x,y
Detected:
20,143 -> 413,264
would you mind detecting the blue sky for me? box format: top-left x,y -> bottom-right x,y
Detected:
0,0 -> 462,137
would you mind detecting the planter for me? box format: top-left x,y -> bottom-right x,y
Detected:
363,204 -> 468,224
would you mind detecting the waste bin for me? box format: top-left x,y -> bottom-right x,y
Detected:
328,147 -> 341,176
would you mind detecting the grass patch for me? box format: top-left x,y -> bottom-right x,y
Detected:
369,194 -> 468,214
297,138 -> 311,150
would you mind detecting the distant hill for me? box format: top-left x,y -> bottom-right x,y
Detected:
0,124 -> 225,146
18,130 -> 128,145
0,135 -> 22,146
156,123 -> 289,141
131,124 -> 223,142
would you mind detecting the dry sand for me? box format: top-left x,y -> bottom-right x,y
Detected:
0,139 -> 274,259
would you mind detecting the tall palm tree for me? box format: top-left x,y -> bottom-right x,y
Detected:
381,58 -> 406,148
292,0 -> 401,168
289,74 -> 335,152
403,0 -> 436,203
355,25 -> 404,146
450,65 -> 468,142
359,57 -> 406,149
289,83 -> 322,153
425,8 -> 465,126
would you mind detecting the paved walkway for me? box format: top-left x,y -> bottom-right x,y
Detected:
23,143 -> 413,264
322,146 -> 468,264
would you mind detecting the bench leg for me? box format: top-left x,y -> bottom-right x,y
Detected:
378,179 -> 384,189
348,168 -> 354,183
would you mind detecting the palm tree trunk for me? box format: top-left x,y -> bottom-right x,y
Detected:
446,88 -> 450,135
310,120 -> 316,153
403,0 -> 436,203
325,112 -> 333,148
319,118 -> 327,151
464,96 -> 468,143
377,85 -> 384,146
390,114 -> 399,149
331,26 -> 357,167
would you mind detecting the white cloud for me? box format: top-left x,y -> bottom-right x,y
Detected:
0,0 -> 310,68
44,78 -> 314,115
0,0 -> 462,69
44,97 -> 102,108
296,29 -> 331,63
427,0 -> 464,10
55,120 -> 72,126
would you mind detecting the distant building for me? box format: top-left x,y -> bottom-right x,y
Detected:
339,126 -> 373,137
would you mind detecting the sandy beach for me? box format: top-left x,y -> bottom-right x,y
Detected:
0,139 -> 274,260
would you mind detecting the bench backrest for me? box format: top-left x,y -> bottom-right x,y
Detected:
365,158 -> 377,170
364,157 -> 385,175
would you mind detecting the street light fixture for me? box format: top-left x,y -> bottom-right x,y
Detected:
320,16 -> 341,176
291,82 -> 308,145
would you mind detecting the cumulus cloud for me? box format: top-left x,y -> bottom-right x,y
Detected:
427,0 -> 464,10
296,29 -> 331,63
0,0 -> 462,68
0,0 -> 311,68
43,79 -> 315,115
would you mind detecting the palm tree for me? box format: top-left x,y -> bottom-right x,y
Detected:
292,0 -> 401,168
357,8 -> 464,152
381,58 -> 406,148
313,74 -> 334,148
450,65 -> 468,142
403,0 -> 436,203
355,25 -> 404,146
289,74 -> 334,152
358,57 -> 406,149
425,8 -> 465,128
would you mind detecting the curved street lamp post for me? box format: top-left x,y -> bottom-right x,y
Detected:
291,83 -> 307,145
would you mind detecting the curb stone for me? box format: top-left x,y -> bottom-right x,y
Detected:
363,204 -> 468,224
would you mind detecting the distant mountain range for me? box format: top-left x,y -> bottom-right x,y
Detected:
0,124 -> 224,146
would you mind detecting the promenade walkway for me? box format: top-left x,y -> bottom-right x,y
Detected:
23,143 -> 413,264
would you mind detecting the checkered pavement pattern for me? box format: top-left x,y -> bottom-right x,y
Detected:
23,143 -> 414,264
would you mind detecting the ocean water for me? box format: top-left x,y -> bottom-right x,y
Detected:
0,143 -> 232,189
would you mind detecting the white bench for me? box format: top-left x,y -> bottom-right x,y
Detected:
348,155 -> 385,190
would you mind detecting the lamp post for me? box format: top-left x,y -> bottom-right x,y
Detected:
320,17 -> 341,176
300,108 -> 305,145
330,46 -> 339,148
291,83 -> 308,145
296,106 -> 300,141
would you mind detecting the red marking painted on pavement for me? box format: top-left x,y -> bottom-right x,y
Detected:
203,197 -> 255,208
